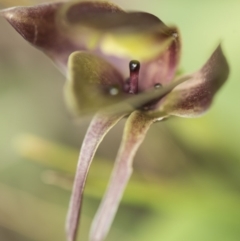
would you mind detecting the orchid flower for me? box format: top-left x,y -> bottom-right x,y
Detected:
1,1 -> 229,241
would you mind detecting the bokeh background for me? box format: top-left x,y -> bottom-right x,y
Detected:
0,0 -> 240,240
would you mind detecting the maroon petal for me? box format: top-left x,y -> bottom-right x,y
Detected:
0,1 -> 124,73
66,112 -> 125,241
1,2 -> 74,72
156,45 -> 229,117
139,29 -> 181,91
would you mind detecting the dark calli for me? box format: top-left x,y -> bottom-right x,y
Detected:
0,1 -> 229,241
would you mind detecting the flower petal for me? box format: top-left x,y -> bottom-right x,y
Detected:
64,51 -> 126,116
139,29 -> 181,90
57,1 -> 178,61
65,49 -> 190,117
103,75 -> 190,116
0,1 -> 125,73
66,112 -> 125,241
156,45 -> 229,117
89,111 -> 155,241
2,1 -> 178,77
0,2 -> 75,72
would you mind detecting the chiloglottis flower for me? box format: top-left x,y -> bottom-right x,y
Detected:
1,1 -> 229,241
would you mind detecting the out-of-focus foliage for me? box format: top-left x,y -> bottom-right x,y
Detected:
0,0 -> 60,8
0,0 -> 240,241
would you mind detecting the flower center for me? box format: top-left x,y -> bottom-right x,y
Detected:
128,60 -> 140,94
125,60 -> 162,95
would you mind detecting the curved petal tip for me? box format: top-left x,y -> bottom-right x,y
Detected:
155,44 -> 229,118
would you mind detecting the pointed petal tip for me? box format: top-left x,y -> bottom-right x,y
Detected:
157,44 -> 229,118
0,5 -> 36,43
214,43 -> 230,74
0,3 -> 64,47
0,6 -> 18,18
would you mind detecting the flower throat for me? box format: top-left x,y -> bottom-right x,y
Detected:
126,60 -> 162,95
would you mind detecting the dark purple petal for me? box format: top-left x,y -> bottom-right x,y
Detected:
139,29 -> 181,91
1,2 -> 75,72
66,112 -> 125,241
0,1 -> 125,73
65,51 -> 126,116
1,3 -> 62,48
155,45 -> 229,117
90,111 -> 155,241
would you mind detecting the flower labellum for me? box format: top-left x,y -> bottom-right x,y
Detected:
1,1 -> 229,241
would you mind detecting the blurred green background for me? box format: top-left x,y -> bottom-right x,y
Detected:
0,0 -> 240,240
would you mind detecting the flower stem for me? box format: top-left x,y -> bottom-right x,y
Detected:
89,111 -> 155,241
66,112 -> 125,241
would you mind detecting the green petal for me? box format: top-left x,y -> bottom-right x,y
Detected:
64,51 -> 125,116
66,112 -> 125,241
157,45 -> 229,117
89,111 -> 155,241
